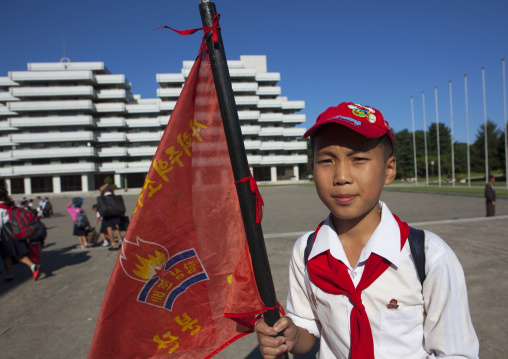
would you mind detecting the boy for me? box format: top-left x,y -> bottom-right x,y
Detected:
255,102 -> 479,358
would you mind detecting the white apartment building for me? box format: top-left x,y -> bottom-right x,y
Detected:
0,56 -> 306,195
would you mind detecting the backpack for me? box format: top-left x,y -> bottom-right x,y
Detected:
304,226 -> 426,285
75,209 -> 90,230
0,203 -> 41,241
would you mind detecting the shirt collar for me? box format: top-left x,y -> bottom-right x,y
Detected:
308,201 -> 401,268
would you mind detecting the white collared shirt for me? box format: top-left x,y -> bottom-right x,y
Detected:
286,201 -> 479,359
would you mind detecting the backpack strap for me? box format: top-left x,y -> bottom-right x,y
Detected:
304,231 -> 315,268
408,227 -> 426,285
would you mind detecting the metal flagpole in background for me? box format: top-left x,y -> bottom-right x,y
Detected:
410,96 -> 418,185
482,67 -> 489,182
434,86 -> 442,187
464,75 -> 471,188
422,92 -> 429,186
502,59 -> 507,189
449,81 -> 455,187
198,0 -> 284,336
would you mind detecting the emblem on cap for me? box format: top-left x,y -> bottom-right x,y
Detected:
387,299 -> 399,309
348,104 -> 377,123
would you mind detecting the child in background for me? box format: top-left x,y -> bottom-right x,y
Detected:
92,204 -> 110,247
255,102 -> 479,359
66,197 -> 88,249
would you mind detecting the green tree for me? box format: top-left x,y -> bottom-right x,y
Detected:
470,120 -> 503,174
393,129 -> 415,179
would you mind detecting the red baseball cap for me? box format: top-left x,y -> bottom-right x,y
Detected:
304,102 -> 394,154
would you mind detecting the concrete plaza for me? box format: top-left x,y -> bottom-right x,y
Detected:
0,186 -> 506,358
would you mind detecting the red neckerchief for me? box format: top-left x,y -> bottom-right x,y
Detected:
307,214 -> 409,359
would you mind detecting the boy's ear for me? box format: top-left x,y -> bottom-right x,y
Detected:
384,156 -> 397,185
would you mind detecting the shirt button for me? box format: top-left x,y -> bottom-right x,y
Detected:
351,271 -> 357,278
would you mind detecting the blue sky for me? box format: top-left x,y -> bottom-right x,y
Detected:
2,0 -> 507,144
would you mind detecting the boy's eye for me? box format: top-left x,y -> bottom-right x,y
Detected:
353,157 -> 367,162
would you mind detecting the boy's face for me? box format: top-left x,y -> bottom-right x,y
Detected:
312,124 -> 396,227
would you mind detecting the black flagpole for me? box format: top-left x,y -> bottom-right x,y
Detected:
198,1 -> 283,332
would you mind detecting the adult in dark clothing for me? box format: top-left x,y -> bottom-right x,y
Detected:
485,175 -> 496,217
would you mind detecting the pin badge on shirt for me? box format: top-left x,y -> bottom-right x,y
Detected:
387,299 -> 399,309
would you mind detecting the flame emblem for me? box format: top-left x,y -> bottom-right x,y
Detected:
120,235 -> 209,311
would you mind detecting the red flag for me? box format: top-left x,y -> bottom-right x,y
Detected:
89,41 -> 265,359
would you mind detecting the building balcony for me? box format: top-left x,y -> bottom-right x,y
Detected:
257,86 -> 281,96
0,105 -> 17,116
1,162 -> 98,176
0,136 -> 12,146
240,125 -> 261,135
11,131 -> 95,144
156,73 -> 185,84
232,82 -> 258,93
11,86 -> 97,99
95,103 -> 126,113
8,100 -> 95,112
126,132 -> 162,142
10,115 -> 95,128
259,127 -> 284,136
255,73 -> 280,84
12,147 -> 96,160
95,74 -> 130,89
157,88 -> 182,98
244,140 -> 262,150
258,99 -> 282,109
27,62 -> 107,72
96,117 -> 126,128
96,89 -> 127,100
235,96 -> 259,106
97,162 -> 127,172
160,101 -> 177,111
246,155 -> 262,165
228,68 -> 257,78
259,113 -> 283,122
260,154 -> 307,165
282,100 -> 305,110
282,114 -> 306,124
126,118 -> 161,128
0,76 -> 19,89
9,70 -> 96,83
97,147 -> 128,157
0,121 -> 17,131
96,132 -> 126,142
159,116 -> 170,126
127,147 -> 157,157
238,110 -> 260,120
0,92 -> 19,103
284,141 -> 307,150
283,128 -> 306,137
126,102 -> 160,114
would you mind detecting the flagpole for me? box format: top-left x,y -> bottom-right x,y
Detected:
435,86 -> 442,187
198,0 -> 282,330
482,67 -> 489,182
411,96 -> 418,185
422,92 -> 429,186
449,81 -> 455,187
464,75 -> 471,188
502,59 -> 507,189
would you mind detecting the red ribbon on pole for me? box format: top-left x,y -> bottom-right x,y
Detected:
234,175 -> 264,224
156,14 -> 221,42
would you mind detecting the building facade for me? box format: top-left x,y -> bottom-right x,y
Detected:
0,56 -> 306,195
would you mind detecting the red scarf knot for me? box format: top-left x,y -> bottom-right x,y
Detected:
348,291 -> 364,310
234,175 -> 264,223
156,13 -> 221,43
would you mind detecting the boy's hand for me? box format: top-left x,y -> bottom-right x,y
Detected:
255,316 -> 298,359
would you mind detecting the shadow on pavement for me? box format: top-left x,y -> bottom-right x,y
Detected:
0,244 -> 91,296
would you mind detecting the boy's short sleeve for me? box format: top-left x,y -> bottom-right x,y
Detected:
286,232 -> 321,338
422,231 -> 479,358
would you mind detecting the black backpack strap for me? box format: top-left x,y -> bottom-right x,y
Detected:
408,227 -> 426,285
304,231 -> 316,267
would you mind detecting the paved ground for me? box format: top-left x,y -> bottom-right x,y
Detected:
0,186 -> 507,358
